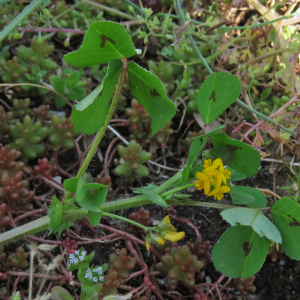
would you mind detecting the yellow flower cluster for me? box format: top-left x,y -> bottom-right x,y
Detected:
145,215 -> 185,250
195,158 -> 231,201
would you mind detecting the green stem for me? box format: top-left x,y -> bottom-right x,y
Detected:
82,0 -> 136,20
175,0 -> 294,136
161,183 -> 195,198
63,65 -> 127,203
102,212 -> 154,231
122,0 -> 146,18
0,0 -> 45,43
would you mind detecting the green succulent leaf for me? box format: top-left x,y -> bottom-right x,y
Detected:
197,72 -> 241,124
64,21 -> 136,67
49,195 -> 63,230
271,197 -> 300,260
221,207 -> 281,243
127,61 -> 177,135
212,224 -> 269,279
72,59 -> 123,134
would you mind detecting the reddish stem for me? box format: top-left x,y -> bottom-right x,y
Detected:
169,213 -> 200,237
104,137 -> 120,176
13,208 -> 46,223
18,27 -> 85,34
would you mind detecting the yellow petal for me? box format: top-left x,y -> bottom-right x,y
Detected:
220,185 -> 230,193
208,187 -> 219,196
203,166 -> 218,172
215,192 -> 223,201
204,180 -> 211,195
157,237 -> 165,245
203,159 -> 212,168
163,215 -> 171,224
212,158 -> 222,166
219,163 -> 224,172
196,172 -> 208,181
195,180 -> 204,190
163,231 -> 185,242
223,169 -> 231,179
145,240 -> 150,251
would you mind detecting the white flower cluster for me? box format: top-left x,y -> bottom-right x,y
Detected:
68,250 -> 87,265
85,267 -> 104,283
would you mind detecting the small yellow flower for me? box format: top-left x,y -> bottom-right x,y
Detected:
208,185 -> 230,201
145,232 -> 165,250
203,158 -> 222,172
161,231 -> 185,242
216,162 -> 232,185
195,170 -> 220,195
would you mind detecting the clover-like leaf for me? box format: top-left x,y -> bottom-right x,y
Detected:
212,224 -> 269,278
72,59 -> 123,134
64,22 -> 136,67
197,72 -> 241,124
221,207 -> 281,243
128,61 -> 177,134
271,197 -> 300,260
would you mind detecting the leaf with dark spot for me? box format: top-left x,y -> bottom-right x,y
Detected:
243,241 -> 252,256
289,216 -> 300,227
100,34 -> 116,48
150,88 -> 159,97
271,197 -> 300,260
210,90 -> 216,102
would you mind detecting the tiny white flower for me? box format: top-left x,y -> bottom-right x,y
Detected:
69,254 -> 75,259
74,250 -> 80,255
99,276 -> 104,281
93,277 -> 98,282
73,258 -> 79,264
78,255 -> 85,261
85,268 -> 93,279
93,267 -> 103,275
81,251 -> 87,256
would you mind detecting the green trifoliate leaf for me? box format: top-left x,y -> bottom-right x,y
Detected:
212,224 -> 269,279
197,72 -> 241,124
128,61 -> 177,135
64,22 -> 136,67
271,197 -> 300,260
221,207 -> 282,243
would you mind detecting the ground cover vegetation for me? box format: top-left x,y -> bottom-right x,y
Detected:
0,0 -> 300,299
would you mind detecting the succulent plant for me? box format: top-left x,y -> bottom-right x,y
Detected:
48,114 -> 79,151
0,144 -> 24,176
33,158 -> 58,180
17,36 -> 57,70
267,241 -> 284,262
50,67 -> 88,108
0,172 -> 34,211
233,276 -> 256,295
2,246 -> 29,271
149,121 -> 174,145
0,245 -> 7,262
96,175 -> 113,198
61,237 -> 78,254
100,248 -> 136,298
9,115 -> 48,162
129,208 -> 153,232
113,140 -> 152,182
0,56 -> 28,85
126,99 -> 151,125
194,291 -> 214,300
187,236 -> 213,264
12,98 -> 32,120
32,105 -> 52,124
156,245 -> 205,290
0,107 -> 13,142
0,203 -> 10,229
